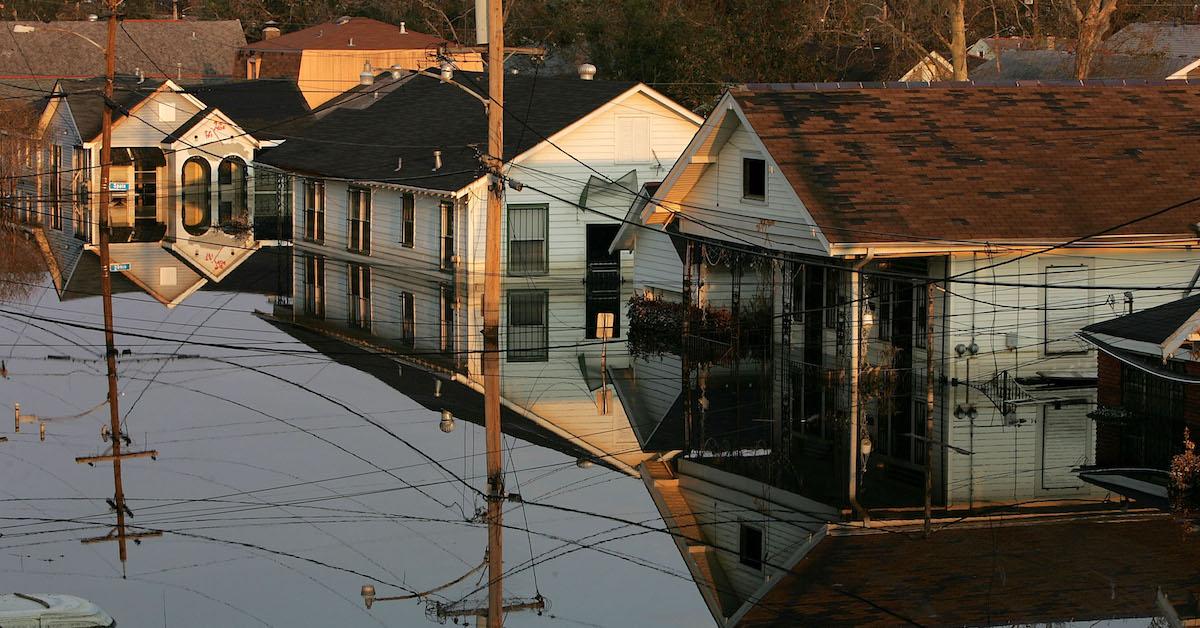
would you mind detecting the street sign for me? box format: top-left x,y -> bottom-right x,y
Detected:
107,182 -> 129,192
108,263 -> 131,272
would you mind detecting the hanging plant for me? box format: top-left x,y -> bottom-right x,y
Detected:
1170,428 -> 1200,519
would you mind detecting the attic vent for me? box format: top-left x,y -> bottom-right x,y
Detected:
400,21 -> 407,34
335,15 -> 352,25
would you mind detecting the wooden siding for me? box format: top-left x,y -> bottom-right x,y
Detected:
109,90 -> 202,146
464,90 -> 700,278
632,226 -> 682,296
107,242 -> 206,306
675,122 -> 826,255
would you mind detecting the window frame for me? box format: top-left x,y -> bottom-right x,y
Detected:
738,523 -> 764,571
506,289 -> 549,363
742,156 -> 767,202
440,200 -> 455,271
347,186 -> 372,255
302,254 -> 325,319
400,192 -> 415,248
348,262 -> 372,330
181,156 -> 212,236
399,291 -> 415,348
440,284 -> 456,354
506,203 -> 549,276
302,179 -> 325,243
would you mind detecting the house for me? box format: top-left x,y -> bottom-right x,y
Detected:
614,81 -> 1200,515
257,69 -> 701,471
234,17 -> 483,108
32,76 -> 274,307
0,20 -> 245,79
1079,294 -> 1200,473
1105,21 -> 1200,60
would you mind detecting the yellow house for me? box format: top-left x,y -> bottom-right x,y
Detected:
235,17 -> 484,108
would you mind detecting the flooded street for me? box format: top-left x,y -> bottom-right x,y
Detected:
0,264 -> 709,626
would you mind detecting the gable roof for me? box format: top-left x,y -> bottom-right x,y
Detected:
1106,22 -> 1200,58
57,77 -> 165,142
725,82 -> 1200,245
970,49 -> 1196,80
256,72 -> 648,191
1083,293 -> 1200,347
243,17 -> 446,52
0,20 -> 244,79
180,79 -> 312,140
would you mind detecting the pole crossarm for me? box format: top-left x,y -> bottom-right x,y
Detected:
75,450 -> 158,464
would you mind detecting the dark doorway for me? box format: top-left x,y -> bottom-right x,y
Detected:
585,224 -> 621,339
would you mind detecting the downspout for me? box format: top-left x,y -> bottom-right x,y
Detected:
848,250 -> 873,524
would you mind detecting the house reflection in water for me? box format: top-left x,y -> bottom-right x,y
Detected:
270,253 -> 660,475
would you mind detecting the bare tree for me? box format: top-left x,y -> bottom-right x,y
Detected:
1069,0 -> 1119,79
0,95 -> 48,302
950,0 -> 968,79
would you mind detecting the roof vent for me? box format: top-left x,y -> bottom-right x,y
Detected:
86,13 -> 99,21
400,21 -> 407,34
262,26 -> 281,40
348,37 -> 355,47
389,64 -> 405,79
433,149 -> 442,171
578,63 -> 597,80
335,15 -> 352,26
359,61 -> 374,86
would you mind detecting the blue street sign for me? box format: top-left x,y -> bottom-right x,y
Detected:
107,182 -> 130,192
108,263 -> 131,272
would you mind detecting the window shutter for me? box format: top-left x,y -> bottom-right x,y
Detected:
616,116 -> 650,163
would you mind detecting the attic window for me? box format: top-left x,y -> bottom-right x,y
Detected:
742,157 -> 766,201
739,524 -> 763,571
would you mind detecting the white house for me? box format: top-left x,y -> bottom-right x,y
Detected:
35,77 -> 274,307
615,81 -> 1200,511
259,69 -> 702,472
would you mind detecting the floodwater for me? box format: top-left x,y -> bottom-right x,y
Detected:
0,254 -> 710,627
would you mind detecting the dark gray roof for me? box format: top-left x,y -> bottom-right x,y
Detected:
1082,293 -> 1200,344
162,106 -> 214,143
0,20 -> 244,79
1105,22 -> 1200,59
58,77 -> 164,142
970,49 -> 1194,81
257,72 -> 638,191
180,80 -> 311,141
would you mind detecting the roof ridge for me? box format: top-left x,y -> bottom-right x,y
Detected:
734,78 -> 1200,92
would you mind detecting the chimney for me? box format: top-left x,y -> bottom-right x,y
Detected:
262,26 -> 281,40
400,21 -> 407,34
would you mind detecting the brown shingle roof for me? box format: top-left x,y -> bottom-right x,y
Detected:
0,20 -> 245,79
243,17 -> 446,52
740,515 -> 1200,626
732,82 -> 1200,244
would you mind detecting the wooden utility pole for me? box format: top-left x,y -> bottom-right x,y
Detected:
923,281 -> 936,538
80,0 -> 159,575
482,0 -> 505,625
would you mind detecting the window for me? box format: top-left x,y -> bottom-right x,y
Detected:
739,524 -> 763,571
440,200 -> 455,270
742,157 -> 766,201
254,168 -> 292,241
823,268 -> 841,328
615,116 -> 651,163
302,179 -> 324,243
1043,265 -> 1090,355
507,204 -> 548,276
348,263 -> 371,330
399,291 -> 415,348
134,157 -> 157,222
914,284 -> 928,349
75,148 -> 91,241
158,102 -> 176,123
47,145 -> 62,229
400,193 -> 414,248
440,284 -> 456,354
303,255 -> 325,319
347,187 -> 371,254
182,157 -> 211,235
1122,360 -> 1185,420
217,156 -> 248,226
507,290 -> 548,362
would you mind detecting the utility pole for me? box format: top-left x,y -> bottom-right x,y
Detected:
482,0 -> 505,624
80,0 -> 160,575
923,281 -> 935,538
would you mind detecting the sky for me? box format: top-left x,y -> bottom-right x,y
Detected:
0,279 -> 711,627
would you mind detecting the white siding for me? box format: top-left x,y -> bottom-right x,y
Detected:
631,226 -> 682,296
110,90 -> 202,146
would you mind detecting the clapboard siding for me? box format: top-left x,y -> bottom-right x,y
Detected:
631,226 -> 682,295
109,90 -> 202,146
676,123 -> 826,255
677,459 -> 834,603
107,242 -> 205,305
